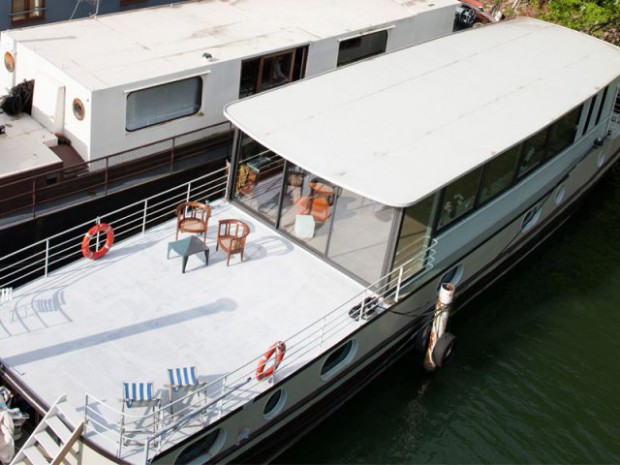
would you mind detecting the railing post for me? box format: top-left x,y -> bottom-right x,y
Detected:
395,266 -> 404,302
31,179 -> 36,219
170,138 -> 176,173
104,158 -> 109,196
44,239 -> 50,278
142,199 -> 148,235
186,181 -> 192,203
218,377 -> 227,420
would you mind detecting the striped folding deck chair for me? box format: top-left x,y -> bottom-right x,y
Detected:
119,382 -> 161,452
167,366 -> 206,416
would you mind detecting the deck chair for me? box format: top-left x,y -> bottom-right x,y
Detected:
119,382 -> 161,450
167,366 -> 206,419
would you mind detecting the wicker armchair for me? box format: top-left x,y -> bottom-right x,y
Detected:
216,219 -> 250,266
175,202 -> 211,243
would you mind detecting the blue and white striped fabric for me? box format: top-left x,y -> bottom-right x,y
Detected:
123,382 -> 154,408
168,367 -> 198,391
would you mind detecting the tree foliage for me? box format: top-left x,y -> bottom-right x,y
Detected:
535,0 -> 620,44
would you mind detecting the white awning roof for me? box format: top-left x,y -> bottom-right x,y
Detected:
225,18 -> 620,207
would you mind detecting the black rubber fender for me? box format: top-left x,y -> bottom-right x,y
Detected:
432,332 -> 456,368
413,323 -> 432,354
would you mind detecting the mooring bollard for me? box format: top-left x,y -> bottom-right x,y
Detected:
424,282 -> 456,372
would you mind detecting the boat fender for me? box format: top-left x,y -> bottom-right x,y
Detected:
255,341 -> 286,381
81,223 -> 115,260
413,323 -> 432,354
431,332 -> 456,368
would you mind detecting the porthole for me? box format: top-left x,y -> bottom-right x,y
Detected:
263,389 -> 287,420
554,184 -> 566,205
439,264 -> 464,288
320,339 -> 357,380
72,98 -> 85,121
597,151 -> 605,168
521,204 -> 541,233
174,428 -> 226,465
4,52 -> 15,72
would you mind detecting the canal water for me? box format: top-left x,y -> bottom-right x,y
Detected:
276,164 -> 620,464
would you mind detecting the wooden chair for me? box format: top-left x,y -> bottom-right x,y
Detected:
216,219 -> 250,266
175,202 -> 211,243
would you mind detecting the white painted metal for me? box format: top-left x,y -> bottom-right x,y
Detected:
224,18 -> 620,208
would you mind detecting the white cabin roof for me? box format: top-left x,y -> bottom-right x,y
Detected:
224,18 -> 620,208
2,0 -> 455,90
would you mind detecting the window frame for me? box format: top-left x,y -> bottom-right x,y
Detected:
125,76 -> 203,132
10,0 -> 45,25
337,29 -> 389,67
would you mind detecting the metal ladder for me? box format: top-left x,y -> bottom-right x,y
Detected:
10,394 -> 85,465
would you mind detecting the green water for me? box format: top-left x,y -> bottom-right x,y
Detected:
276,164 -> 620,464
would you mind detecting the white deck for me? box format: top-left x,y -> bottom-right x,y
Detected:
1,0 -> 455,90
0,114 -> 61,181
0,201 -> 364,422
225,18 -> 620,208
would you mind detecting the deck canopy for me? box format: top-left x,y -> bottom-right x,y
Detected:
225,18 -> 620,208
1,0 -> 455,90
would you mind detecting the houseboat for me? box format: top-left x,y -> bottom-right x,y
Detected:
1,17 -> 619,465
0,0 -> 458,231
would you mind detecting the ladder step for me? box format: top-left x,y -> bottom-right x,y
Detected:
45,415 -> 72,443
22,444 -> 50,465
34,430 -> 61,458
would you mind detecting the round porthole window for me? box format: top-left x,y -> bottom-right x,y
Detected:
521,204 -> 541,232
72,98 -> 85,121
320,339 -> 357,381
174,428 -> 226,464
554,184 -> 566,205
4,52 -> 15,72
263,389 -> 287,420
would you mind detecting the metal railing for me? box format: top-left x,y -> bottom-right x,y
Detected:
0,167 -> 228,290
0,121 -> 232,225
81,235 -> 436,463
1,166 -> 437,463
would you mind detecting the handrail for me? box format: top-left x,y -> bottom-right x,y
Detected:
2,166 -> 438,462
0,121 -> 232,225
84,235 -> 436,462
0,167 -> 228,289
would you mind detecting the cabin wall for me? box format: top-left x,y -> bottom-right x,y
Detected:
87,60 -> 239,160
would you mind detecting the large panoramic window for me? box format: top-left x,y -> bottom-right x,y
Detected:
234,135 -> 285,225
477,144 -> 520,204
126,77 -> 202,131
437,167 -> 483,230
546,105 -> 581,160
517,127 -> 549,178
337,30 -> 388,67
239,47 -> 307,98
327,188 -> 395,283
392,194 -> 435,278
11,0 -> 44,23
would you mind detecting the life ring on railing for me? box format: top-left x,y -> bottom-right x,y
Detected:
81,223 -> 115,260
255,341 -> 286,381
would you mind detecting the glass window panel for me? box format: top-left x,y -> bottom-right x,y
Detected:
478,145 -> 520,204
278,165 -> 331,254
126,77 -> 202,131
392,195 -> 434,278
546,106 -> 581,160
437,167 -> 483,230
234,135 -> 284,225
258,52 -> 294,92
337,30 -> 388,67
327,189 -> 395,283
517,128 -> 549,178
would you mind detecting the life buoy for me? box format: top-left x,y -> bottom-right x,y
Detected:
81,223 -> 114,260
255,341 -> 286,381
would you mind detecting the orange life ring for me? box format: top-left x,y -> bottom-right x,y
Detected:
81,223 -> 114,260
255,341 -> 286,381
